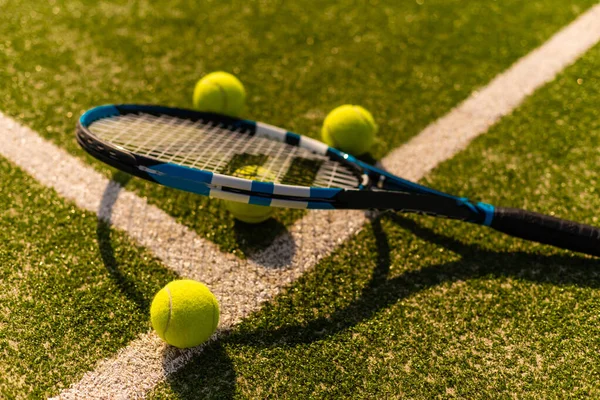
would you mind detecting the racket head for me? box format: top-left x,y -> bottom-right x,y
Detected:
77,104 -> 372,209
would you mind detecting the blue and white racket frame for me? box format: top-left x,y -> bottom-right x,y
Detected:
77,104 -> 600,256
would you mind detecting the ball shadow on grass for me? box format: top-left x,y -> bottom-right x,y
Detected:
234,217 -> 297,268
232,216 -> 284,248
161,339 -> 236,400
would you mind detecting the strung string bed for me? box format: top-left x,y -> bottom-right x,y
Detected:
89,113 -> 361,189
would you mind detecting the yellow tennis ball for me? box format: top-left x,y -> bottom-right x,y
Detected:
321,105 -> 378,155
225,165 -> 274,224
225,201 -> 273,224
150,279 -> 220,349
192,71 -> 246,117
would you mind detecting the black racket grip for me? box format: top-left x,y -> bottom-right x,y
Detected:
490,207 -> 600,256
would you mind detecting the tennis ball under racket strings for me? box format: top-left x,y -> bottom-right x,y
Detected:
224,165 -> 275,224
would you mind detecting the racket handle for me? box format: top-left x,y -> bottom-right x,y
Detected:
490,207 -> 600,256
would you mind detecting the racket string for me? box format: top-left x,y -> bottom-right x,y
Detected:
186,124 -> 231,167
223,132 -> 268,178
272,146 -> 299,183
135,115 -> 177,154
89,113 -> 360,189
162,118 -> 207,162
150,120 -> 193,159
92,113 -> 152,149
150,117 -> 222,161
251,138 -> 280,180
208,127 -> 259,173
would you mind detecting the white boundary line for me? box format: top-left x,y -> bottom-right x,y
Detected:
0,4 -> 597,398
1,113 -> 366,397
382,4 -> 600,180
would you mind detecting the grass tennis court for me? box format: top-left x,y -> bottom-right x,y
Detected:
1,0 -> 599,398
149,43 -> 600,399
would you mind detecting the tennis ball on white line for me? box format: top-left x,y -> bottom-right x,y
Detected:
225,165 -> 274,224
192,71 -> 246,117
321,105 -> 378,155
150,279 -> 220,349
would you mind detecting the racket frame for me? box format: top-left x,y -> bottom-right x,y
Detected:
76,104 -> 600,257
77,104 -> 495,221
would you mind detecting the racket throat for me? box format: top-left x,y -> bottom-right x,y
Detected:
333,190 -> 494,225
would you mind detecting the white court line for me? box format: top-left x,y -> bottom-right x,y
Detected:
1,114 -> 366,397
0,4 -> 596,398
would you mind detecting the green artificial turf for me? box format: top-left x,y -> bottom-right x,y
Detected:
0,157 -> 178,398
1,0 -> 599,397
0,0 -> 596,256
148,42 -> 600,399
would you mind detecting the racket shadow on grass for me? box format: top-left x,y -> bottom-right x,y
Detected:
158,213 -> 600,398
159,340 -> 237,399
96,172 -> 151,311
226,213 -> 600,349
96,171 -> 184,311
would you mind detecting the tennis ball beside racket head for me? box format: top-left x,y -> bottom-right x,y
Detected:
193,71 -> 246,117
321,105 -> 378,155
225,165 -> 275,224
151,279 -> 220,349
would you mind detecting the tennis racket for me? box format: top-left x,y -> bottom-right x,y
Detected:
76,104 -> 600,256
